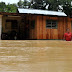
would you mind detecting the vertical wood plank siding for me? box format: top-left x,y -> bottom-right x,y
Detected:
0,15 -> 2,40
36,15 -> 72,40
29,15 -> 37,39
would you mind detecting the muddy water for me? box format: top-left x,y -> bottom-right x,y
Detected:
0,40 -> 72,72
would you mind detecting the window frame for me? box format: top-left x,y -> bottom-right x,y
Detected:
46,20 -> 58,29
11,20 -> 18,29
30,20 -> 35,29
6,20 -> 18,29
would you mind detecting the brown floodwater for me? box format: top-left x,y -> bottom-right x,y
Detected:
0,40 -> 72,72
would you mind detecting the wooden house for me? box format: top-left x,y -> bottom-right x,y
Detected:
0,8 -> 72,40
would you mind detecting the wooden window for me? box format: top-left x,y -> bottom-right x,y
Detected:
11,20 -> 18,29
6,20 -> 18,29
6,20 -> 11,29
46,20 -> 58,29
31,20 -> 35,29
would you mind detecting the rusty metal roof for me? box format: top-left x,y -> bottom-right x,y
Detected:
18,8 -> 67,16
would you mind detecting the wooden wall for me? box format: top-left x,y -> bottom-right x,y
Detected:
2,14 -> 37,40
36,15 -> 72,40
2,14 -> 72,40
0,15 -> 2,39
29,15 -> 37,39
2,16 -> 21,33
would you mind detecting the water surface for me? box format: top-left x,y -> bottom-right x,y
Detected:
0,40 -> 72,72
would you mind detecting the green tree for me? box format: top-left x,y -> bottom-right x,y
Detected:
0,2 -> 17,13
17,0 -> 24,8
23,0 -> 32,8
0,0 -> 71,15
6,3 -> 17,13
31,0 -> 43,9
0,2 -> 6,12
30,0 -> 72,16
23,0 -> 28,8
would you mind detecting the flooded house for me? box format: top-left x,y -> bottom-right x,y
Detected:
0,8 -> 72,40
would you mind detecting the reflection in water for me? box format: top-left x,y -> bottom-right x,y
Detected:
0,40 -> 72,72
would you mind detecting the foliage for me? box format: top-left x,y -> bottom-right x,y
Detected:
0,0 -> 72,16
29,0 -> 72,16
0,2 -> 6,12
0,2 -> 17,13
17,0 -> 24,8
6,4 -> 17,13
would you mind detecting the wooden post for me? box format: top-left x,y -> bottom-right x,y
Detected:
0,15 -> 2,40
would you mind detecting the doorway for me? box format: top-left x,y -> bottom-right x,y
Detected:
2,20 -> 19,40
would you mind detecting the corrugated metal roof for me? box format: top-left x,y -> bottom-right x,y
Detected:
18,8 -> 67,16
